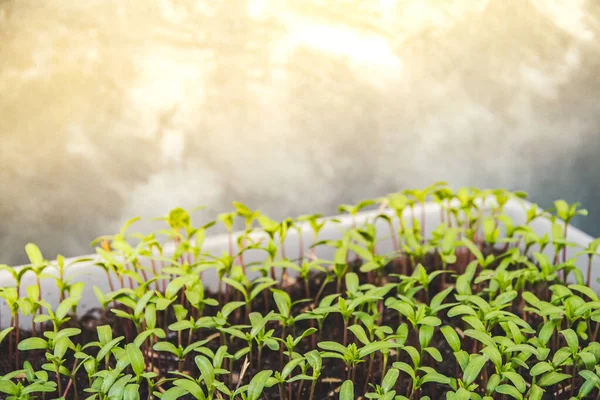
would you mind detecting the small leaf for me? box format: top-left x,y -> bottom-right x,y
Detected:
424,347 -> 443,362
528,385 -> 544,400
447,305 -> 477,317
0,327 -> 14,344
440,326 -> 461,352
463,355 -> 488,385
124,384 -> 141,400
381,368 -> 399,392
126,343 -> 145,376
530,362 -> 553,377
18,337 -> 48,351
195,355 -> 215,388
495,384 -> 523,400
503,372 -> 526,393
306,350 -> 322,372
25,243 -> 45,267
247,370 -> 273,400
340,380 -> 354,400
560,329 -> 579,355
348,325 -> 370,345
568,284 -> 599,301
537,372 -> 571,387
173,379 -> 206,400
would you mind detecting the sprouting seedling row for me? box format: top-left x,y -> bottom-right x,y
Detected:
1,186 -> 600,400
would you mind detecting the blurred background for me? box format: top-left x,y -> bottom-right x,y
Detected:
1,0 -> 599,265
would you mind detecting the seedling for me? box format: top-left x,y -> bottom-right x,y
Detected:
0,186 -> 599,399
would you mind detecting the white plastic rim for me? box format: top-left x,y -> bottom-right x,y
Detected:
0,198 -> 597,328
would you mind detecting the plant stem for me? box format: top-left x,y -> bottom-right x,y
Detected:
364,354 -> 374,394
9,315 -> 13,369
587,254 -> 593,287
280,326 -> 286,370
343,320 -> 348,347
15,312 -> 19,368
248,344 -> 253,379
279,383 -> 285,400
257,346 -> 263,372
56,367 -> 63,397
309,378 -> 317,400
63,359 -> 80,400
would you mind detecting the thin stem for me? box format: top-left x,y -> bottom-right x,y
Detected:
15,312 -> 19,368
257,346 -> 263,372
280,327 -> 286,370
587,254 -> 593,287
248,344 -> 253,379
343,320 -> 348,347
63,359 -> 80,400
56,367 -> 63,397
9,315 -> 13,369
279,383 -> 285,400
309,378 -> 317,400
364,353 -> 374,394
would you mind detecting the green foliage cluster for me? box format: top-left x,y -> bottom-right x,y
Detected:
1,184 -> 600,400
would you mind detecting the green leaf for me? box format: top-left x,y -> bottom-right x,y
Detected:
281,358 -> 304,380
56,296 -> 80,321
560,329 -> 579,355
160,386 -> 188,400
381,368 -> 399,392
107,374 -> 133,399
419,325 -> 434,348
463,355 -> 488,385
126,343 -> 145,376
25,243 -> 45,266
195,355 -> 215,388
503,372 -> 526,393
124,384 -> 141,400
0,380 -> 17,395
173,379 -> 206,400
272,290 -> 291,317
495,384 -> 523,400
345,272 -> 360,294
348,325 -> 370,345
247,370 -> 273,400
18,337 -> 48,351
447,305 -> 477,318
359,341 -> 400,358
97,336 -> 124,361
0,327 -> 14,344
430,286 -> 454,310
440,326 -> 461,352
153,341 -> 180,356
340,380 -> 354,400
528,385 -> 544,400
421,372 -> 451,385
568,284 -> 599,301
464,330 -> 495,349
424,347 -> 443,363
536,372 -> 571,387
306,350 -> 322,372
530,362 -> 553,377
318,341 -> 348,355
504,344 -> 540,358
221,301 -> 245,318
392,362 -> 415,380
349,244 -> 373,262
